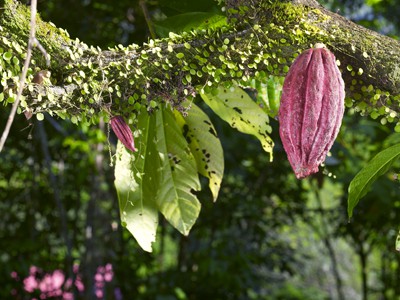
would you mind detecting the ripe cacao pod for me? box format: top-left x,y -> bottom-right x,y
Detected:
110,115 -> 137,152
279,44 -> 345,179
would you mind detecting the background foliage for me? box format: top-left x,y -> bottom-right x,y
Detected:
1,0 -> 399,299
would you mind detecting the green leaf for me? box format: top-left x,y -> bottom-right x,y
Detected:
246,76 -> 284,118
154,12 -> 226,38
174,103 -> 224,201
396,228 -> 400,252
348,143 -> 400,218
115,107 -> 202,251
114,111 -> 159,252
3,51 -> 12,61
201,86 -> 274,160
266,77 -> 283,117
154,107 -> 201,235
366,0 -> 382,6
36,113 -> 44,121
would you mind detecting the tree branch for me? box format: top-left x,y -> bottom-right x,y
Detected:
1,0 -> 399,126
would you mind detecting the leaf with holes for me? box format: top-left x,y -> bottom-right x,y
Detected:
174,103 -> 224,201
348,143 -> 400,218
201,86 -> 274,160
154,107 -> 201,235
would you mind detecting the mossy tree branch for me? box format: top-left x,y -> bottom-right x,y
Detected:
1,0 -> 399,125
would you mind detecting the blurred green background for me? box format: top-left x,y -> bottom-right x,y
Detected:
1,0 -> 399,299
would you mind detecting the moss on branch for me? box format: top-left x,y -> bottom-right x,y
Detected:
1,0 -> 400,128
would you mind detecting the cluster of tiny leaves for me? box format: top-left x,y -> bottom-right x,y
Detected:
1,0 -> 400,132
0,26 -> 23,106
1,0 -> 325,127
258,2 -> 400,131
341,45 -> 400,132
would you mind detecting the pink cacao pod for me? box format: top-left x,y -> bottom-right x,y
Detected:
110,115 -> 137,152
278,44 -> 345,179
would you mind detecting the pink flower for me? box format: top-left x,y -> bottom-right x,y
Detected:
75,277 -> 84,292
95,273 -> 103,282
51,270 -> 65,290
63,292 -> 74,300
10,271 -> 18,280
95,289 -> 104,299
24,275 -> 38,293
104,272 -> 113,282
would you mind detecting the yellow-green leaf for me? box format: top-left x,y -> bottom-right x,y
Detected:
201,86 -> 274,160
174,103 -> 224,201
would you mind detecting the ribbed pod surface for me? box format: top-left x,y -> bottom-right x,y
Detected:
279,45 -> 345,179
110,116 -> 137,152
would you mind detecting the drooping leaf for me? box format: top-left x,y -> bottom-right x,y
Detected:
348,143 -> 400,218
115,106 -> 202,251
174,103 -> 224,201
114,120 -> 159,252
201,86 -> 274,160
154,12 -> 226,38
154,107 -> 201,235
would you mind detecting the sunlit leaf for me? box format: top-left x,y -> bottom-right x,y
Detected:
154,107 -> 201,235
174,103 -> 224,201
36,112 -> 44,121
154,12 -> 226,37
366,0 -> 382,6
201,86 -> 274,160
114,111 -> 159,253
115,106 -> 202,250
396,229 -> 400,252
348,143 -> 400,218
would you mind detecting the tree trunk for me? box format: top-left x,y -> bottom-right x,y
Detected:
358,242 -> 368,300
322,237 -> 345,300
312,185 -> 345,300
82,120 -> 106,300
37,120 -> 77,296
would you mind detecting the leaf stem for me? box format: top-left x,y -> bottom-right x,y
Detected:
139,0 -> 156,39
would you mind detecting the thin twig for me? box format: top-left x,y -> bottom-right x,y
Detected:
34,37 -> 51,66
0,0 -> 48,152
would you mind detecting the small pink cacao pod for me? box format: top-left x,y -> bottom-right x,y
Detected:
279,44 -> 345,179
110,116 -> 137,152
